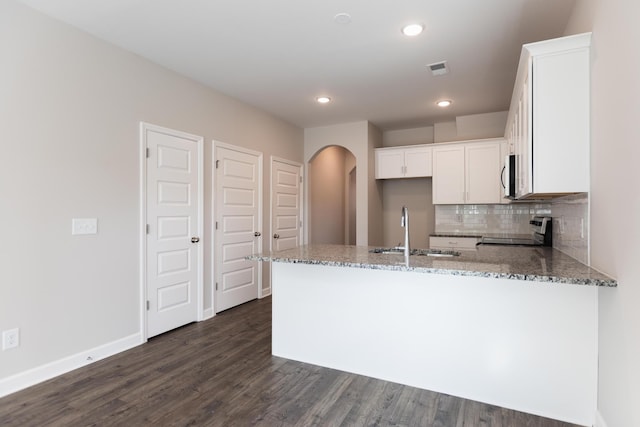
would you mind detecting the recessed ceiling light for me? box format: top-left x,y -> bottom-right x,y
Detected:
436,100 -> 452,107
316,96 -> 331,104
334,13 -> 351,25
402,24 -> 424,37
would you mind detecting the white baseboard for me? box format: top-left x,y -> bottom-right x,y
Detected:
594,410 -> 608,427
203,307 -> 215,320
260,288 -> 272,298
0,332 -> 142,398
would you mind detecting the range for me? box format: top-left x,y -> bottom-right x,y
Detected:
480,215 -> 552,247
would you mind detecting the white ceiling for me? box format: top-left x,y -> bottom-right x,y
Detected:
18,0 -> 576,130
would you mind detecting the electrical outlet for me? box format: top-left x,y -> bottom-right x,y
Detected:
2,328 -> 19,350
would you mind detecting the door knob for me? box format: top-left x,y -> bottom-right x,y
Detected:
254,232 -> 261,237
191,237 -> 200,243
273,234 -> 280,239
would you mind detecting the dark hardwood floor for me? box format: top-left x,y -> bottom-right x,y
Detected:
0,297 -> 580,426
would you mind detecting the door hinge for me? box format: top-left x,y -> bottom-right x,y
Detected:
215,160 -> 220,169
215,221 -> 218,230
146,300 -> 150,311
146,148 -> 150,158
215,282 -> 219,291
146,224 -> 150,234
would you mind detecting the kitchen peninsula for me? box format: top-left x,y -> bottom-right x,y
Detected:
251,244 -> 615,426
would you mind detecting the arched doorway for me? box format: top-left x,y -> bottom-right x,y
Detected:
308,145 -> 357,245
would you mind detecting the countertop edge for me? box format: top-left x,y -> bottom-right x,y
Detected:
247,255 -> 617,287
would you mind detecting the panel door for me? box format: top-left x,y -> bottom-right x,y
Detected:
145,125 -> 202,338
215,144 -> 261,313
272,158 -> 302,251
432,145 -> 465,204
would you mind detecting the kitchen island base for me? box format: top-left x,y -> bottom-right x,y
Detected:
272,262 -> 597,426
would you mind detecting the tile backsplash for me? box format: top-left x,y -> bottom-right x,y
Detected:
551,193 -> 589,264
435,203 -> 552,235
434,193 -> 589,264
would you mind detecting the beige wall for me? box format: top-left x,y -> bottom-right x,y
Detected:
309,146 -> 347,244
382,126 -> 434,147
565,1 -> 640,426
382,179 -> 434,249
304,121 -> 382,246
0,0 -> 303,381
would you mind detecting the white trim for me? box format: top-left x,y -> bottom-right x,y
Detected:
139,123 -> 148,344
0,333 -> 142,398
212,140 -> 263,309
139,122 -> 205,338
594,410 -> 608,427
203,307 -> 215,320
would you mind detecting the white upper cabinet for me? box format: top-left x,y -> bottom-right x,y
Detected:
505,33 -> 591,199
432,145 -> 465,204
432,139 -> 504,205
375,145 -> 432,179
465,142 -> 503,204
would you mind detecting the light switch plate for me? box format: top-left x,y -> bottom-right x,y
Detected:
72,218 -> 98,235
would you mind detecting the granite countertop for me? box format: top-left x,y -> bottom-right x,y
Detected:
249,244 -> 617,287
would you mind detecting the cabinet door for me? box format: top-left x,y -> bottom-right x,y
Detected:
375,149 -> 404,179
432,146 -> 465,204
404,147 -> 432,177
532,48 -> 589,194
465,142 -> 502,204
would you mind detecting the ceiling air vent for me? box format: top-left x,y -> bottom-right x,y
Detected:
428,61 -> 449,76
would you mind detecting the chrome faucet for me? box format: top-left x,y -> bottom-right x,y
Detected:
400,206 -> 410,258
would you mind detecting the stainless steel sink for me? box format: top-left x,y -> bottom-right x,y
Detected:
369,248 -> 460,257
369,247 -> 408,255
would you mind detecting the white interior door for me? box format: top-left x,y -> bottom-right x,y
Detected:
214,143 -> 262,313
271,158 -> 302,251
143,123 -> 203,338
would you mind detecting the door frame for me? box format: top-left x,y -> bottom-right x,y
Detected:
139,122 -> 204,342
212,140 -> 263,310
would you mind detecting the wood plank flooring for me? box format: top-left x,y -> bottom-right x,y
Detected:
0,297 -> 581,426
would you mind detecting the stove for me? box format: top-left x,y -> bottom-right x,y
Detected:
480,216 -> 552,247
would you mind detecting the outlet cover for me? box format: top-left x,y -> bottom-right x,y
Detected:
72,218 -> 98,235
2,328 -> 19,350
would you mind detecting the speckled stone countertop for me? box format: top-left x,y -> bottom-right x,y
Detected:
249,244 -> 617,287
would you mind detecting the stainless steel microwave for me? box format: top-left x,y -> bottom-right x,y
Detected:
502,155 -> 516,199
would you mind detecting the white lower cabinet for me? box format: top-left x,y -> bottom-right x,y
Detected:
432,139 -> 503,204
